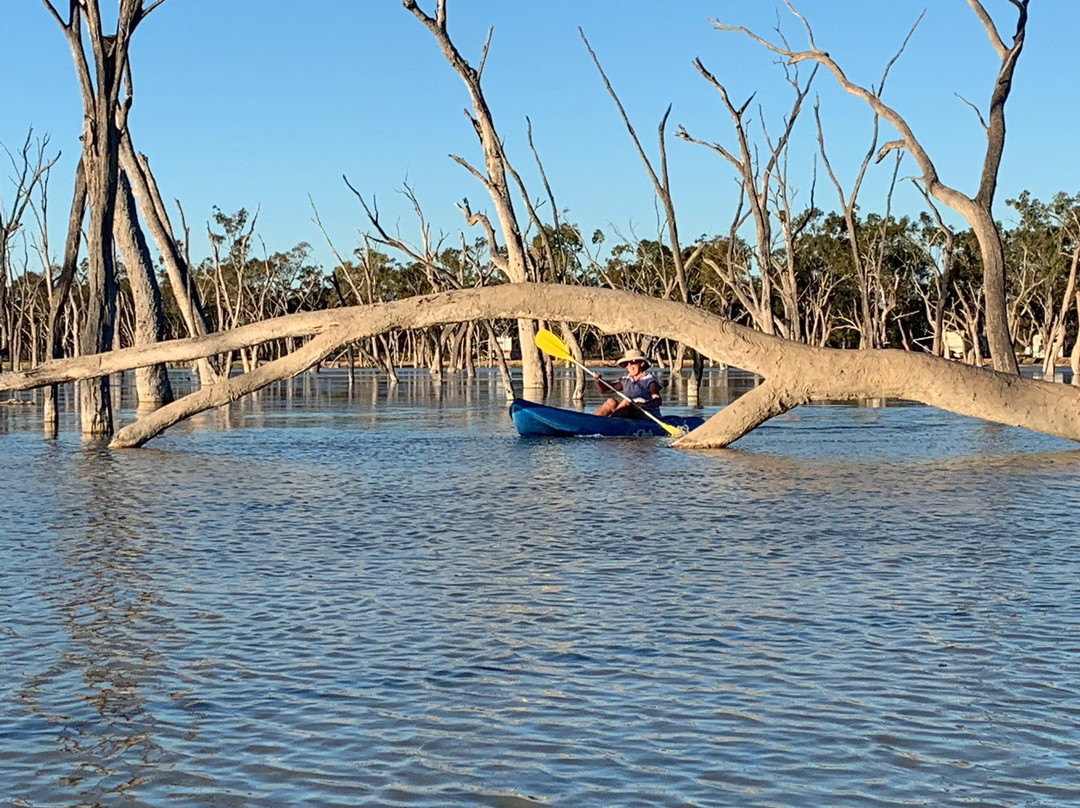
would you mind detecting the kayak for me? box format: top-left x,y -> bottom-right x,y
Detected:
509,398 -> 706,438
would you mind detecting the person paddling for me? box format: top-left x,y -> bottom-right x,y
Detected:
592,349 -> 662,418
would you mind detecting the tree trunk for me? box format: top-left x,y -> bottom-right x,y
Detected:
481,320 -> 515,400
969,205 -> 1019,374
1071,290 -> 1080,387
40,155 -> 84,434
1041,246 -> 1079,377
558,324 -> 586,401
119,132 -> 219,386
44,0 -> 164,434
115,171 -> 173,406
79,137 -> 120,436
5,283 -> 1080,451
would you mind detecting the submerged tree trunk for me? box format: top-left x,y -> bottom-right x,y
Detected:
5,284 -> 1080,451
115,171 -> 173,406
711,1 -> 1026,374
43,158 -> 87,437
44,0 -> 165,434
119,132 -> 218,386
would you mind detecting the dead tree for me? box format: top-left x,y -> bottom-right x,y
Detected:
38,157 -> 87,436
514,117 -> 587,399
311,201 -> 401,384
582,30 -> 710,393
114,170 -> 172,405
345,180 -> 516,396
404,0 -> 545,391
119,131 -> 218,385
1,131 -> 58,373
1071,290 -> 1080,387
711,0 -> 1026,374
678,56 -> 817,342
4,283 -> 1080,452
43,0 -> 165,434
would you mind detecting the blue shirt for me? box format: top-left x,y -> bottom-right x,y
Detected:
619,372 -> 661,410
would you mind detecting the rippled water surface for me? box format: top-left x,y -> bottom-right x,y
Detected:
3,369 -> 1080,807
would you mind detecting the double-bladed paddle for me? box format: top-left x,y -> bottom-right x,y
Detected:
534,329 -> 684,438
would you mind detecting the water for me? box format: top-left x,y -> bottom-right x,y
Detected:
2,368 -> 1080,807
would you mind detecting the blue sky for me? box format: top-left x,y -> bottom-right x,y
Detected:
3,1 -> 1079,271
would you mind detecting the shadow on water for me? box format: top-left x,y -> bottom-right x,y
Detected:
2,366 -> 1080,807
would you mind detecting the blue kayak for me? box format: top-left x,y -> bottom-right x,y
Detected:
509,398 -> 705,438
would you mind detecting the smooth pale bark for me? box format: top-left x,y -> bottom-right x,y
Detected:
44,157 -> 87,437
1041,246 -> 1079,376
3,283 -> 1079,450
711,1 -> 1026,374
679,56 -> 814,340
404,0 -> 544,392
1072,290 -> 1080,387
115,171 -> 172,405
119,132 -> 218,385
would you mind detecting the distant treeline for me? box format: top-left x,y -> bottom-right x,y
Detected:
2,190 -> 1077,376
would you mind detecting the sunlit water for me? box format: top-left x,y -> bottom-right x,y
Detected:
2,368 -> 1079,807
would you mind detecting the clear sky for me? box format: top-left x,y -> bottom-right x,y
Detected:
3,0 -> 1079,271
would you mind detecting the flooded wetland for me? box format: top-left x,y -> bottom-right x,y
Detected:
2,368 -> 1079,807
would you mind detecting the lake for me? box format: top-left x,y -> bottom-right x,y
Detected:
2,367 -> 1079,807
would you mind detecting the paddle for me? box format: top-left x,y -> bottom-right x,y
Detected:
534,329 -> 684,438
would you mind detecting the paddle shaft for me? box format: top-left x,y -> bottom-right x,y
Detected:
561,354 -> 676,435
533,328 -> 682,437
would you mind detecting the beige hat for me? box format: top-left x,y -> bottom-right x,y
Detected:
616,349 -> 651,369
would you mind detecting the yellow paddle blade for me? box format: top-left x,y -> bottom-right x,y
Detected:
534,328 -> 574,363
661,421 -> 685,438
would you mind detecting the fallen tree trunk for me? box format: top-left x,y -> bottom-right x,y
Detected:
1,283 -> 1078,449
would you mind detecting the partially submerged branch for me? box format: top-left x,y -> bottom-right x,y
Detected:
3,283 -> 1079,450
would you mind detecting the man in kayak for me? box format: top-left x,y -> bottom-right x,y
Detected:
592,349 -> 663,418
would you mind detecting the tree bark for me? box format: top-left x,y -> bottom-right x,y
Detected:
4,283 -> 1079,450
404,0 -> 544,392
1071,289 -> 1080,387
114,170 -> 173,405
44,158 -> 88,436
711,1 -> 1026,373
119,131 -> 218,385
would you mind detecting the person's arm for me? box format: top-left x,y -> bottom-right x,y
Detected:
593,372 -> 623,393
647,379 -> 662,406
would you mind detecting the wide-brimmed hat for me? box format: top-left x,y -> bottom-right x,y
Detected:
616,349 -> 651,369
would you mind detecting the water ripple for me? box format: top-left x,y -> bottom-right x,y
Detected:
2,370 -> 1079,806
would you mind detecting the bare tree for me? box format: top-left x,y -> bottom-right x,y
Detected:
345,180 -> 516,396
1071,290 -> 1080,387
36,156 -> 87,435
5,283 -> 1080,452
581,30 -> 712,392
1,131 -> 58,374
119,131 -> 218,385
677,55 -> 817,341
1006,191 -> 1080,376
404,0 -> 545,392
43,0 -> 165,434
712,0 -> 1026,374
114,170 -> 172,405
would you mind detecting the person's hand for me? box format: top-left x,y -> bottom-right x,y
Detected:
592,372 -> 602,381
